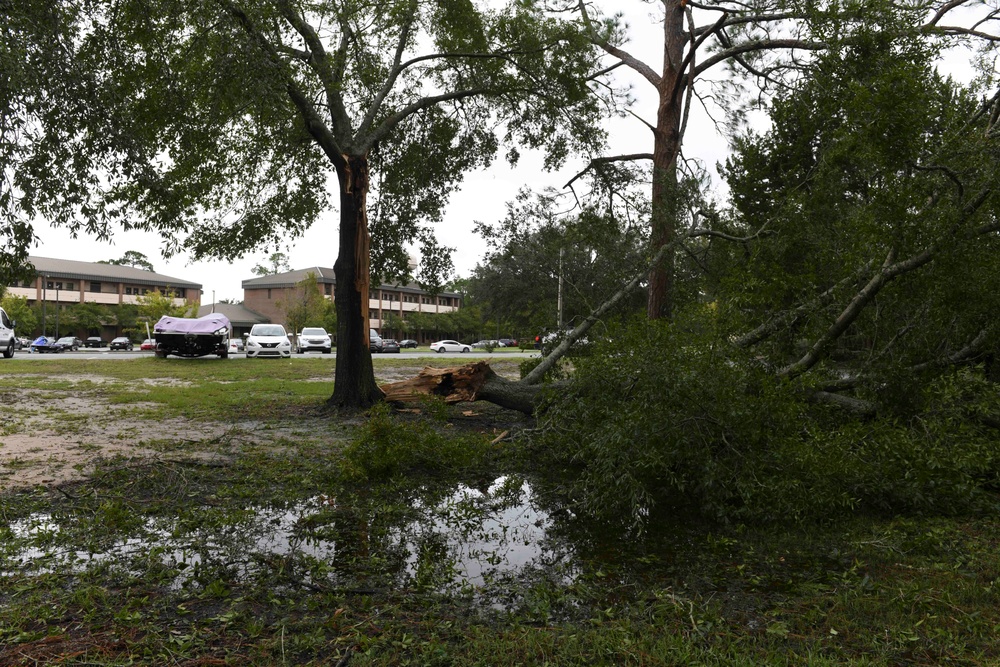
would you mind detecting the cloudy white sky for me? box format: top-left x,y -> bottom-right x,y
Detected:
28,2 -> 980,303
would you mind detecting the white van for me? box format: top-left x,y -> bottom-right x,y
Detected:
0,306 -> 17,358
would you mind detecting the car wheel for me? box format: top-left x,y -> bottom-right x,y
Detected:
323,348 -> 331,354
435,347 -> 443,353
154,349 -> 167,359
297,348 -> 303,354
3,340 -> 13,359
461,347 -> 470,353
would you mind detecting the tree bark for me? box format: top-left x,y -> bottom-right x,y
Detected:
380,362 -> 548,415
329,154 -> 384,409
646,0 -> 685,321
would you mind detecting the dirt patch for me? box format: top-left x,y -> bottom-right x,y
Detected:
0,391 -> 269,492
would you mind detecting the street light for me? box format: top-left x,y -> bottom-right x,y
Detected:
41,275 -> 47,336
55,282 -> 60,339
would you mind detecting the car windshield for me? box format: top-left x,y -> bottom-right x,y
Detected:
302,328 -> 325,335
57,337 -> 73,343
252,325 -> 286,337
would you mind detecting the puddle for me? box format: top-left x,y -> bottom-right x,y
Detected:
2,477 -> 574,603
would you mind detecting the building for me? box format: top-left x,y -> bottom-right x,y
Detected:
8,256 -> 201,306
5,255 -> 201,337
241,267 -> 462,340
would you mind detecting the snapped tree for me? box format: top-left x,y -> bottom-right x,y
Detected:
2,0 -> 603,408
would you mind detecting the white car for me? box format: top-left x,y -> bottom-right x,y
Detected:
430,339 -> 471,353
297,327 -> 332,354
245,323 -> 292,359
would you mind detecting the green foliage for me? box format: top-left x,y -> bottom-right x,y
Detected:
717,23 -> 1000,390
251,252 -> 291,277
470,186 -> 648,335
99,251 -> 155,272
341,404 -> 492,481
0,294 -> 36,334
280,272 -> 328,334
136,290 -> 194,323
534,317 -> 1000,529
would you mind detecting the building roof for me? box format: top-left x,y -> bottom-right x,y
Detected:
29,255 -> 201,289
242,266 -> 460,297
197,302 -> 268,326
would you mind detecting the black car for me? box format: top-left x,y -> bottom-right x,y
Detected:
84,336 -> 105,348
380,338 -> 401,353
54,336 -> 83,351
399,339 -> 419,349
109,336 -> 134,351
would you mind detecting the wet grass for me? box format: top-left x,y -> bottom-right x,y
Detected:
1,361 -> 999,665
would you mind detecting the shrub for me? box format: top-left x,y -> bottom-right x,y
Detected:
531,317 -> 1000,529
341,403 -> 492,481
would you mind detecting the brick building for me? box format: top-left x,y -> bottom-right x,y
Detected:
241,267 -> 462,339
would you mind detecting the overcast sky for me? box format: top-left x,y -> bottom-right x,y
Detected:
28,2 -> 978,304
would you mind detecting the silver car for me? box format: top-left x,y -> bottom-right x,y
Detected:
297,327 -> 332,354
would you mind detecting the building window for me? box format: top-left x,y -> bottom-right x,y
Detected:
267,289 -> 272,299
89,282 -> 101,293
325,284 -> 332,296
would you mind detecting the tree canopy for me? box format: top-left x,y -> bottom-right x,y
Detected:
3,0 -> 605,407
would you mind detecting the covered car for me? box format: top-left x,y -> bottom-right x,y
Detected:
31,335 -> 61,353
153,313 -> 231,359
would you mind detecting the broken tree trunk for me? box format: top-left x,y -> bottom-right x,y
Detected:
380,362 -> 548,415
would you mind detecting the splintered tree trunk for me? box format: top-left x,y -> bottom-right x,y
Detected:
647,0 -> 686,321
380,362 -> 547,415
329,154 -> 384,409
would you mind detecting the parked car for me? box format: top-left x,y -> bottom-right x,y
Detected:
471,339 -> 499,349
17,337 -> 31,350
380,338 -> 401,353
297,327 -> 332,354
54,336 -> 83,351
84,336 -> 105,348
399,339 -> 419,349
498,338 -> 518,348
227,337 -> 244,352
140,338 -> 156,351
109,337 -> 134,351
369,329 -> 383,353
245,323 -> 292,359
31,335 -> 61,353
430,339 -> 471,353
154,314 -> 231,358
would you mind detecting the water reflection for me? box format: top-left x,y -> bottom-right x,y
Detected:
1,476 -> 575,602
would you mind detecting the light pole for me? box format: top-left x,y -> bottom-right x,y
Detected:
41,276 -> 47,336
55,283 -> 60,339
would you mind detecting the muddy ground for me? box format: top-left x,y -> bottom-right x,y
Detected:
0,361 -> 525,492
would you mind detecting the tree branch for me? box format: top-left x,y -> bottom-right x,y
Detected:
562,153 -> 654,189
574,0 -> 662,88
692,38 -> 827,79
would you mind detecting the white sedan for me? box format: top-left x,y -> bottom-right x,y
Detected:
245,324 -> 292,359
430,339 -> 471,353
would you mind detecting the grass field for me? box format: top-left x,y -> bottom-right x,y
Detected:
1,359 -> 999,665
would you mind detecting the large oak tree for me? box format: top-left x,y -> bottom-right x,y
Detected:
2,0 -> 603,407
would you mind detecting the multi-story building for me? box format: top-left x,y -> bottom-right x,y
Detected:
7,256 -> 201,306
5,255 -> 201,337
241,267 -> 462,341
